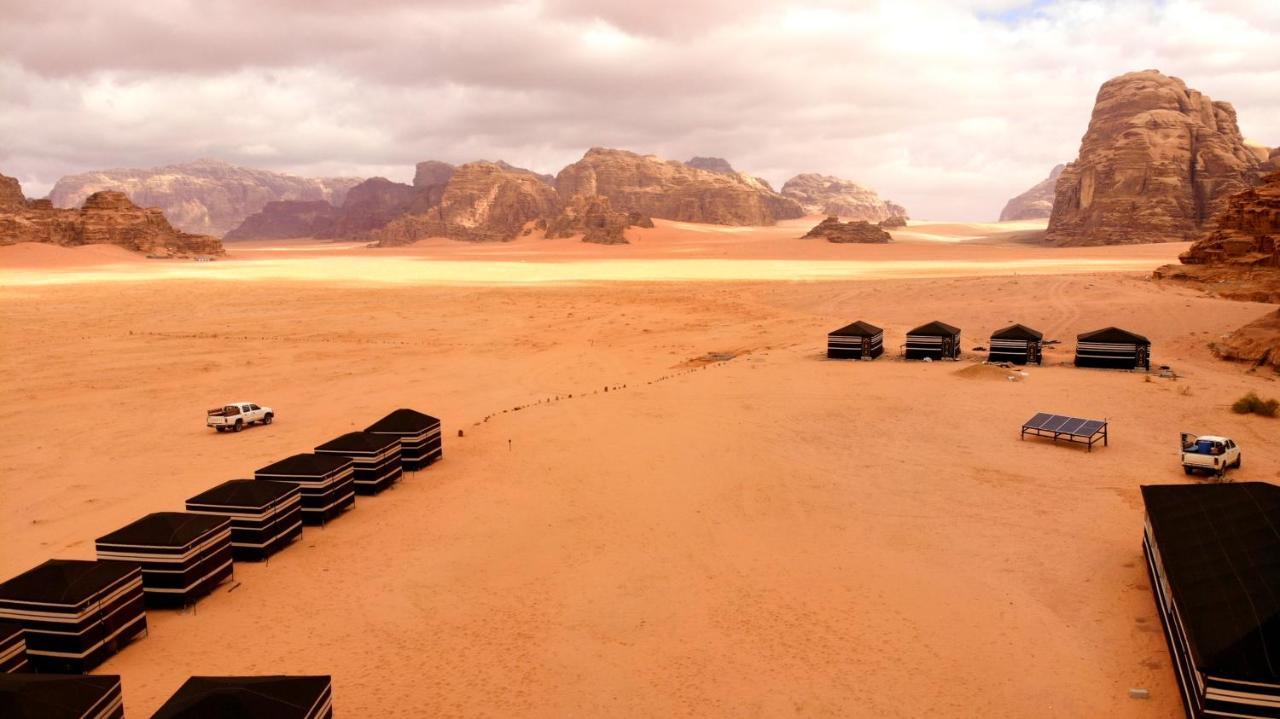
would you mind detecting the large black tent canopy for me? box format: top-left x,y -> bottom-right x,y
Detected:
905,320 -> 961,360
151,675 -> 333,719
254,453 -> 355,525
0,674 -> 124,719
315,431 -> 403,495
186,480 -> 303,561
1141,482 -> 1280,719
827,321 -> 885,360
365,408 -> 443,470
95,512 -> 234,607
989,324 -> 1045,365
0,621 -> 27,673
1075,326 -> 1151,370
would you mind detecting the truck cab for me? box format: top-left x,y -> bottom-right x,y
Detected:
1180,433 -> 1241,478
207,402 -> 273,433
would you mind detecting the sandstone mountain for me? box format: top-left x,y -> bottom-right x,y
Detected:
0,174 -> 223,256
413,161 -> 456,190
222,201 -> 341,241
556,148 -> 803,226
685,157 -> 736,175
999,164 -> 1064,221
49,159 -> 362,237
1179,171 -> 1280,268
543,196 -> 653,245
780,173 -> 907,223
801,216 -> 892,243
1046,70 -> 1266,246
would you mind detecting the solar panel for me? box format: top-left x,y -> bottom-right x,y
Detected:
1043,415 -> 1070,431
1021,413 -> 1106,437
1077,420 -> 1105,436
1058,418 -> 1086,434
1024,412 -> 1053,429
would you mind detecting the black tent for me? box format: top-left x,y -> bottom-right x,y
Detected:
826,321 -> 884,360
365,409 -> 443,471
254,454 -> 355,525
315,432 -> 403,495
0,621 -> 27,673
1075,327 -> 1151,370
0,674 -> 124,718
988,324 -> 1044,365
905,321 -> 961,360
151,675 -> 333,719
0,560 -> 146,673
186,480 -> 303,561
95,513 -> 234,607
1140,482 -> 1280,719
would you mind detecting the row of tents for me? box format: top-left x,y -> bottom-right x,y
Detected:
0,408 -> 441,683
827,320 -> 1152,370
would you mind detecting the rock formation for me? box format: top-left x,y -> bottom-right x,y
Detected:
1211,309 -> 1280,373
556,148 -> 803,226
685,157 -> 736,175
49,159 -> 362,237
225,175 -> 444,241
222,201 -> 340,241
802,216 -> 892,243
413,161 -> 455,190
544,196 -> 653,245
879,215 -> 907,229
1046,70 -> 1266,246
780,173 -> 907,223
0,175 -> 223,256
999,164 -> 1064,221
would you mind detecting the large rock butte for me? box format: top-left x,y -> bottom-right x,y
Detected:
780,173 -> 906,223
556,148 -> 803,226
801,216 -> 892,243
1046,70 -> 1266,246
49,159 -> 361,237
999,164 -> 1064,221
543,196 -> 653,245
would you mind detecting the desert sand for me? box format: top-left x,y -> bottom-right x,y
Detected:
1,223 -> 1277,718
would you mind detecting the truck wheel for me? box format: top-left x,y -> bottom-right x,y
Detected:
233,420 -> 243,433
263,413 -> 273,425
215,426 -> 225,433
1182,466 -> 1193,475
1234,455 -> 1241,469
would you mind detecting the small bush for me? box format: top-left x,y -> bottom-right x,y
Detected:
1231,392 -> 1280,417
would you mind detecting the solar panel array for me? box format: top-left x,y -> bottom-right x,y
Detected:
1022,412 -> 1106,437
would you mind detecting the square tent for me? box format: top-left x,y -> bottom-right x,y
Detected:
1141,482 -> 1280,719
95,512 -> 234,607
0,560 -> 146,673
365,409 -> 443,471
0,622 -> 27,673
826,321 -> 884,360
988,324 -> 1044,365
0,674 -> 124,719
314,432 -> 403,495
254,454 -> 355,525
1075,326 -> 1151,370
905,321 -> 962,360
151,675 -> 333,719
185,480 -> 303,561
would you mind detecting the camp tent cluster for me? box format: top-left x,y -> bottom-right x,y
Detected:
0,674 -> 124,719
94,513 -> 235,607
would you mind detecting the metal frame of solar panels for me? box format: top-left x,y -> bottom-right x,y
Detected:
254,453 -> 356,525
95,512 -> 235,607
151,675 -> 334,719
0,674 -> 125,719
0,621 -> 27,673
186,480 -> 304,561
315,432 -> 403,494
827,321 -> 884,360
365,409 -> 443,471
904,321 -> 962,360
1020,412 -> 1108,451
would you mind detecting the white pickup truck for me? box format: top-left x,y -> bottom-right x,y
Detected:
1180,433 -> 1241,478
207,402 -> 274,433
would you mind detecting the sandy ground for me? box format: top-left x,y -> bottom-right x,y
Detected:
1,227 -> 1278,717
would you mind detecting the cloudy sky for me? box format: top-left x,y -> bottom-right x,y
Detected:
1,0 -> 1276,220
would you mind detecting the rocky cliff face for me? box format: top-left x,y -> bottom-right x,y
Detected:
801,216 -> 892,243
49,159 -> 362,237
225,176 -> 437,241
222,201 -> 340,241
1212,308 -> 1280,373
1178,171 -> 1280,268
413,161 -> 455,190
556,148 -> 803,226
0,176 -> 223,255
1,173 -> 28,212
544,196 -> 653,245
685,157 -> 736,175
780,173 -> 906,223
999,164 -> 1064,221
1046,70 -> 1265,246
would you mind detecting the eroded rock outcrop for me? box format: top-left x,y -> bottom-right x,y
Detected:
999,164 -> 1063,221
544,196 -> 653,245
1,173 -> 28,212
1212,309 -> 1280,373
223,201 -> 340,241
879,215 -> 907,228
780,173 -> 906,223
802,216 -> 892,243
413,161 -> 456,190
1046,70 -> 1265,246
556,148 -> 803,226
685,157 -> 736,175
225,175 -> 444,241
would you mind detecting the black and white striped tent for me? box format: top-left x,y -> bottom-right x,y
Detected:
315,432 -> 403,494
1141,482 -> 1280,719
905,321 -> 962,360
186,480 -> 304,561
988,324 -> 1044,365
0,560 -> 146,673
1075,326 -> 1151,370
0,622 -> 27,673
365,409 -> 443,471
826,321 -> 884,360
151,675 -> 333,719
95,513 -> 234,607
0,674 -> 124,719
254,454 -> 355,525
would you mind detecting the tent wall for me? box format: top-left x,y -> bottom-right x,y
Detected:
905,333 -> 960,360
95,521 -> 234,607
988,338 -> 1041,365
315,444 -> 403,495
827,332 -> 884,360
1075,341 -> 1150,370
254,465 -> 355,525
0,623 -> 28,673
186,488 -> 303,562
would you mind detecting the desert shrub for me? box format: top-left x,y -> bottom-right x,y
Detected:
1231,392 -> 1280,417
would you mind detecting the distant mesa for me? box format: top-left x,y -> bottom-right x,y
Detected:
780,173 -> 907,223
48,158 -> 362,237
1046,69 -> 1268,246
685,157 -> 736,175
0,172 -> 223,256
999,164 -> 1064,221
543,195 -> 653,245
802,216 -> 892,243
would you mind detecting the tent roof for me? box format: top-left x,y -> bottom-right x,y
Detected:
97,512 -> 229,548
1077,326 -> 1150,344
0,674 -> 121,719
829,321 -> 883,337
187,479 -> 298,509
315,431 -> 399,454
907,320 -> 961,336
990,323 -> 1044,341
0,560 -> 139,604
1141,482 -> 1280,682
151,676 -> 331,719
365,408 -> 440,433
256,453 -> 352,478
